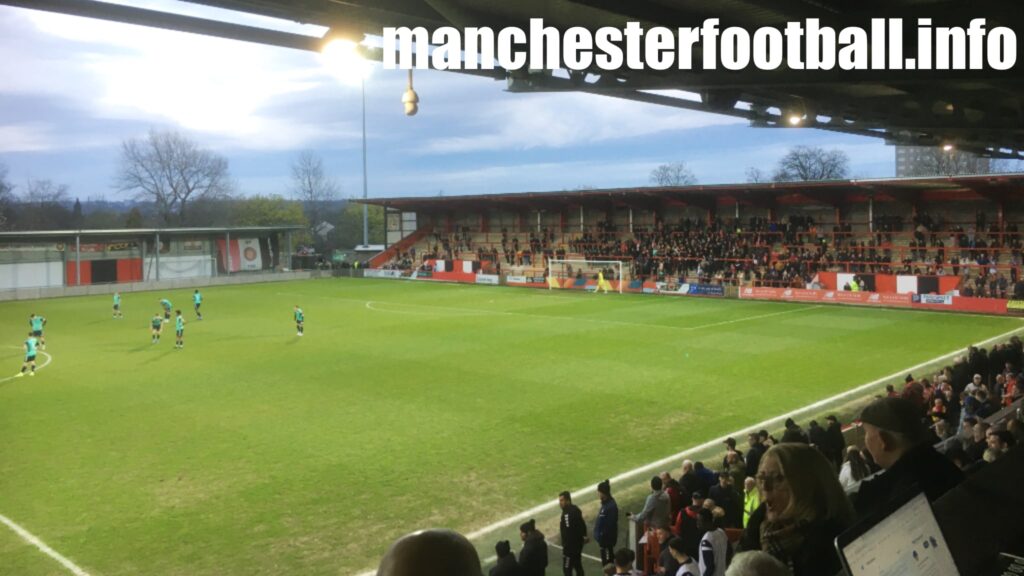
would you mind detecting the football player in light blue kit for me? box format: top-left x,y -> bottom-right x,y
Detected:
29,313 -> 46,350
193,289 -> 203,320
159,298 -> 172,322
113,292 -> 123,319
15,332 -> 38,377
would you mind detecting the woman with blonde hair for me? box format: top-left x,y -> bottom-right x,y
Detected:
740,443 -> 854,576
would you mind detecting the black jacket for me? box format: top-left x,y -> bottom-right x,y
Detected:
740,504 -> 849,576
745,443 -> 765,478
854,442 -> 965,519
518,530 -> 548,576
520,528 -> 552,573
490,554 -> 524,576
559,504 -> 588,554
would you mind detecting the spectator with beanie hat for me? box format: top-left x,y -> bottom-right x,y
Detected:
517,519 -> 548,576
490,540 -> 523,576
854,397 -> 965,519
594,479 -> 619,566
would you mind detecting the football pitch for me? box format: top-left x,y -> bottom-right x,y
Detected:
1,277 -> 1021,575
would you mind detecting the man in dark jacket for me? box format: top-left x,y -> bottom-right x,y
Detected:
559,491 -> 588,576
518,519 -> 547,576
824,415 -> 846,469
593,479 -> 618,566
855,397 -> 965,519
491,540 -> 523,576
680,460 -> 700,500
744,433 -> 765,479
781,418 -> 809,443
693,462 -> 718,493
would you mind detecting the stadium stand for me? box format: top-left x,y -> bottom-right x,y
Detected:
366,177 -> 1024,303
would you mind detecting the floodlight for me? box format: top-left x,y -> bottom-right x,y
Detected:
320,36 -> 372,85
402,69 -> 419,116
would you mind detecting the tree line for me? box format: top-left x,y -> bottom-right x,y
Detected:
650,145 -> 1022,187
0,129 -> 383,252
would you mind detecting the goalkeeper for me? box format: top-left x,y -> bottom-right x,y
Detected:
546,267 -> 561,290
596,270 -> 612,294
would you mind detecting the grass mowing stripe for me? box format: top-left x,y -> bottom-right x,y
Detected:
372,321 -> 1024,575
686,305 -> 823,330
0,514 -> 90,576
281,291 -> 826,332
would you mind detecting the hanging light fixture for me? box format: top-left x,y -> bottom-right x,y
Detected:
402,69 -> 419,116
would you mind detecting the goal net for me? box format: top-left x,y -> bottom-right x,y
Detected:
546,258 -> 626,293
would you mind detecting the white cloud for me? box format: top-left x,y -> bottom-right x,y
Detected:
0,123 -> 55,153
418,92 -> 744,154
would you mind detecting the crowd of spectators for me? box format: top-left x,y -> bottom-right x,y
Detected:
374,336 -> 1023,576
382,211 -> 1024,298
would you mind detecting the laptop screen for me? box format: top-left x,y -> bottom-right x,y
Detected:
839,492 -> 959,576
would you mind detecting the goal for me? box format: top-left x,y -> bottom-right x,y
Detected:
546,258 -> 626,293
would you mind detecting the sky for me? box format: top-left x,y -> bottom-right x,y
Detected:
0,0 -> 900,202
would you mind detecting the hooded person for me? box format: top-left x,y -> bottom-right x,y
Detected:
490,540 -> 524,576
780,418 -> 809,444
518,519 -> 548,576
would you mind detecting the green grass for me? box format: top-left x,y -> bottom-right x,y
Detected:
0,278 -> 1021,575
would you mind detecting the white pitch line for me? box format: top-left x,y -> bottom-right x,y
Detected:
0,513 -> 90,576
294,292 -> 823,333
685,305 -> 823,330
0,350 -> 53,385
456,323 -> 1024,547
547,542 -> 605,564
353,323 -> 1024,576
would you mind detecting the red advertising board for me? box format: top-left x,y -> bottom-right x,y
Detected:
740,286 -> 1008,315
747,287 -> 915,307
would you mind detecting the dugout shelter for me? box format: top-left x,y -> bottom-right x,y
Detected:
0,226 -> 304,292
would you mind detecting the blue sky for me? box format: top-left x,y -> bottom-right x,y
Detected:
0,1 -> 900,202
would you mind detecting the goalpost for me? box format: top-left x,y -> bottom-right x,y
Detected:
546,258 -> 626,293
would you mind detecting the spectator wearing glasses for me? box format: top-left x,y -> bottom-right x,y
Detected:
740,443 -> 854,576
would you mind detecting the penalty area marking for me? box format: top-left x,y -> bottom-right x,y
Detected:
685,305 -> 823,330
0,513 -> 90,576
356,321 -> 1024,576
0,349 -> 52,385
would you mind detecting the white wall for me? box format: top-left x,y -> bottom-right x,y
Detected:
143,256 -> 215,281
0,261 -> 64,289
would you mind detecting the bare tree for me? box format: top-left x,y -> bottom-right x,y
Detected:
18,178 -> 72,230
291,151 -> 339,231
773,146 -> 849,181
115,129 -> 234,226
745,167 -> 768,183
0,161 -> 13,230
650,161 -> 697,186
906,148 -> 990,177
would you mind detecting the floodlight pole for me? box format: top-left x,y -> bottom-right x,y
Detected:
361,76 -> 369,248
